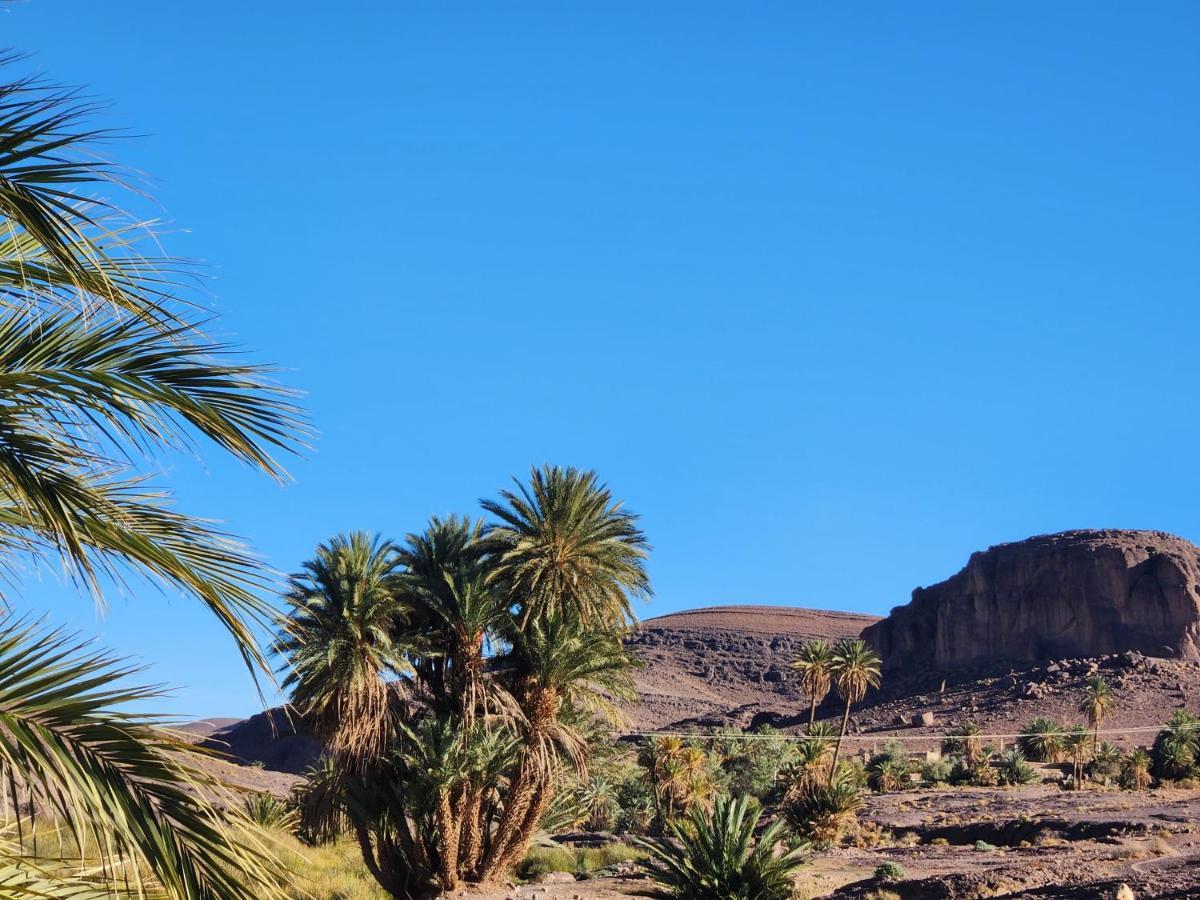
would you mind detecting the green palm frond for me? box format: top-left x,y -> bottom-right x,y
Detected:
0,618 -> 284,900
480,465 -> 651,627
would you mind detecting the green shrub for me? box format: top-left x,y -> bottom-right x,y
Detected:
242,793 -> 298,831
867,742 -> 914,793
637,794 -> 808,899
874,861 -> 905,881
921,756 -> 955,785
782,770 -> 864,846
1017,717 -> 1064,762
518,842 -> 642,880
974,840 -> 997,852
1151,711 -> 1200,781
995,750 -> 1038,786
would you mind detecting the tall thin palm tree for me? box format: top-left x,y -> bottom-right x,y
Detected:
480,465 -> 652,627
271,532 -> 409,762
1063,726 -> 1092,786
1080,675 -> 1114,748
0,56 -> 307,899
789,639 -> 834,728
828,639 -> 882,782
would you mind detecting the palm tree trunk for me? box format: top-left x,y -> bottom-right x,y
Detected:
434,789 -> 461,889
493,780 -> 554,877
477,757 -> 538,881
830,699 -> 852,784
808,694 -> 818,729
458,783 -> 484,874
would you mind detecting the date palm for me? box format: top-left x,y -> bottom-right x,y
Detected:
271,532 -> 409,762
827,639 -> 881,782
480,465 -> 651,627
1063,726 -> 1092,786
1080,675 -> 1114,748
0,59 -> 306,899
789,639 -> 833,728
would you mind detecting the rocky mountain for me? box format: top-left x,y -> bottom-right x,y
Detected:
863,529 -> 1200,672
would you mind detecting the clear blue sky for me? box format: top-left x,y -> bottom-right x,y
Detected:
7,3 -> 1200,718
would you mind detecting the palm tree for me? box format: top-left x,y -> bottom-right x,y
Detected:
1080,675 -> 1114,748
1122,749 -> 1153,791
790,639 -> 834,728
0,57 -> 306,899
480,465 -> 652,627
943,723 -> 983,765
828,639 -> 882,781
271,532 -> 409,762
1063,726 -> 1092,786
478,611 -> 636,880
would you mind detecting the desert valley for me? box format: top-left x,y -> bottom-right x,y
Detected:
192,529 -> 1200,899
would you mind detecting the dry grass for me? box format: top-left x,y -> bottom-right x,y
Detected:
268,831 -> 387,900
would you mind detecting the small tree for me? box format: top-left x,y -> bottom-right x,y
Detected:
1079,676 -> 1114,748
1063,726 -> 1092,787
790,639 -> 835,729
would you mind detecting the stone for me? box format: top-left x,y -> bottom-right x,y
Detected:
913,711 -> 935,727
537,871 -> 577,884
863,530 -> 1200,671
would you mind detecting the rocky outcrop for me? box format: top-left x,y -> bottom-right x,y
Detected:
863,529 -> 1200,672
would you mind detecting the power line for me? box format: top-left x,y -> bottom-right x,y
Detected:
609,721 -> 1198,743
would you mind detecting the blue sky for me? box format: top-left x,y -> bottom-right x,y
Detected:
6,2 -> 1200,718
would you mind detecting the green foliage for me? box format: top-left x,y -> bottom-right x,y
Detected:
518,842 -> 642,880
1121,749 -> 1153,791
1017,717 -> 1065,762
637,794 -> 808,899
243,794 -> 299,831
874,861 -> 905,881
921,757 -> 955,785
942,723 -> 982,763
974,840 -> 997,852
782,768 -> 864,846
280,466 -> 650,894
867,742 -> 914,793
1151,710 -> 1200,781
713,726 -> 799,801
994,750 -> 1038,786
1087,741 -> 1123,783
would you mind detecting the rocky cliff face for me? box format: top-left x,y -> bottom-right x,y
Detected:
862,530 -> 1200,672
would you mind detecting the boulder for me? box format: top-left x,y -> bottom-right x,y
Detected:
862,530 -> 1200,672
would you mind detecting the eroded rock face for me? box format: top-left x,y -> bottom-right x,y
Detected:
863,530 -> 1200,671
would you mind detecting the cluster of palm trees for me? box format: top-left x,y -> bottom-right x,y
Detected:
0,57 -> 308,899
274,466 -> 651,898
789,638 -> 882,778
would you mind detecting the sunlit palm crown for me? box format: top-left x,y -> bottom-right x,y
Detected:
480,465 -> 651,627
272,532 -> 408,756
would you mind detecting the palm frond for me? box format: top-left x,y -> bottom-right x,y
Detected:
0,618 -> 285,899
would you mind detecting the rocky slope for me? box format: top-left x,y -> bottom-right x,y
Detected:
626,606 -> 878,729
863,529 -> 1200,672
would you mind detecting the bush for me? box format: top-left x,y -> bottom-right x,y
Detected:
921,756 -> 955,785
867,742 -> 914,793
1151,711 -> 1200,781
874,861 -> 905,881
242,793 -> 298,831
1017,717 -> 1064,762
995,750 -> 1038,786
782,770 -> 864,846
974,840 -> 997,852
1087,741 -> 1123,784
637,794 -> 808,899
